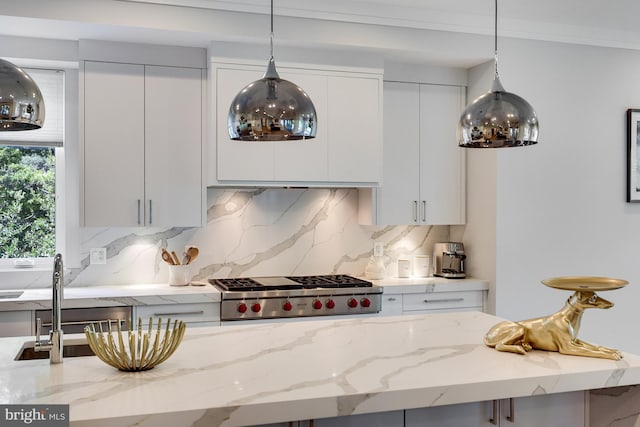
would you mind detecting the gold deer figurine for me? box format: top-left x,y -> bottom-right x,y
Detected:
484,290 -> 623,360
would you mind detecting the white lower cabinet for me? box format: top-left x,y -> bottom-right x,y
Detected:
402,290 -> 484,314
253,411 -> 403,427
380,294 -> 403,316
133,303 -> 220,327
0,311 -> 32,337
380,290 -> 486,316
405,392 -> 585,427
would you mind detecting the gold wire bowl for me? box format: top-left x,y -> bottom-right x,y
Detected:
84,317 -> 186,372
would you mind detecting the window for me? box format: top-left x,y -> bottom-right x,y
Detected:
0,68 -> 64,261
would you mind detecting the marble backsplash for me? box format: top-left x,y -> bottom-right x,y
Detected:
4,188 -> 452,289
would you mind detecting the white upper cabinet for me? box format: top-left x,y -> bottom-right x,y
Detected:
144,65 -> 203,227
210,60 -> 382,187
82,61 -> 145,227
81,61 -> 204,227
369,81 -> 465,225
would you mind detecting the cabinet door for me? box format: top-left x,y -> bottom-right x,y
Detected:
327,75 -> 382,184
314,411 -> 403,427
406,393 -> 585,427
406,401 -> 495,427
403,291 -> 484,313
145,65 -> 203,227
134,303 -> 220,326
216,67 -> 274,181
419,84 -> 466,225
380,293 -> 403,316
0,311 -> 32,337
508,392 -> 584,427
83,61 -> 145,226
274,71 -> 329,182
376,81 -> 421,224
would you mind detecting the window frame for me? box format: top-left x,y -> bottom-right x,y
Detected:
0,67 -> 66,268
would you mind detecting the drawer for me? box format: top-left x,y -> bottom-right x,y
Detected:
380,294 -> 403,316
0,311 -> 32,337
403,291 -> 484,312
134,303 -> 220,325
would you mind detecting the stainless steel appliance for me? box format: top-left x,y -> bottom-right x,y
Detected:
433,242 -> 466,278
210,275 -> 382,321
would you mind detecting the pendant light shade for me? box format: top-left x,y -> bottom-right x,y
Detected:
228,1 -> 316,141
0,58 -> 45,131
457,0 -> 538,148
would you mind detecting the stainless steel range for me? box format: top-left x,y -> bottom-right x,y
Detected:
210,275 -> 382,321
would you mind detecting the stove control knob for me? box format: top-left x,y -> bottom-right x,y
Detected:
238,303 -> 248,313
283,301 -> 293,311
251,302 -> 261,313
360,297 -> 371,308
313,299 -> 323,310
326,299 -> 336,309
348,298 -> 358,308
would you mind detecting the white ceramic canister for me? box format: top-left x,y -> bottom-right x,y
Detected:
413,255 -> 430,277
397,259 -> 411,278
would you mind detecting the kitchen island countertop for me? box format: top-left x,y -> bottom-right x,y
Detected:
2,311 -> 639,426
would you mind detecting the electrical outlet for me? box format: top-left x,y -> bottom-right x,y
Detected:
90,248 -> 107,265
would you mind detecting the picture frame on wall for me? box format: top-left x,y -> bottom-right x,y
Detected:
627,109 -> 640,202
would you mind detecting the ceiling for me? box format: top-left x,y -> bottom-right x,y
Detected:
1,0 -> 639,68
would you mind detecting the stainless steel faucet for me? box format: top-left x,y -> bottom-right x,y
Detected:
34,253 -> 64,363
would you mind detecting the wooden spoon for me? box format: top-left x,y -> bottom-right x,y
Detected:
161,248 -> 175,265
185,247 -> 199,265
170,251 -> 181,265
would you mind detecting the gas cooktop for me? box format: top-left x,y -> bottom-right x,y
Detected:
209,275 -> 381,321
211,274 -> 373,292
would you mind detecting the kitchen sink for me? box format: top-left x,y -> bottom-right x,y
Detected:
15,340 -> 95,361
0,291 -> 24,299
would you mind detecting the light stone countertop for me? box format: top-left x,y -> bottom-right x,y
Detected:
2,311 -> 638,427
0,282 -> 221,311
371,276 -> 489,294
0,277 -> 487,312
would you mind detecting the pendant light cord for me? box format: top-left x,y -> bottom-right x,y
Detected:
494,0 -> 499,79
270,0 -> 274,60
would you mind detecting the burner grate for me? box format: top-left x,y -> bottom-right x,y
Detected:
211,278 -> 263,292
286,274 -> 372,288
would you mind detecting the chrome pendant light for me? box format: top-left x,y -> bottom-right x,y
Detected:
0,58 -> 44,131
458,0 -> 538,148
227,0 -> 317,141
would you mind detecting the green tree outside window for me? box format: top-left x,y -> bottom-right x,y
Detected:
0,146 -> 55,258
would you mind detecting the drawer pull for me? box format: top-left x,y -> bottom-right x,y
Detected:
151,310 -> 205,316
387,297 -> 397,301
506,397 -> 515,422
489,400 -> 498,425
423,298 -> 464,304
43,319 -> 126,327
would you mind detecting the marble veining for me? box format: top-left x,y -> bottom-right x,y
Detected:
3,312 -> 640,427
1,188 -> 452,290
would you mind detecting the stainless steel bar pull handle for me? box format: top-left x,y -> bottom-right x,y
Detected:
152,310 -> 205,317
506,398 -> 515,422
489,400 -> 498,425
422,200 -> 426,222
137,199 -> 141,225
423,298 -> 464,304
413,201 -> 418,222
149,199 -> 153,225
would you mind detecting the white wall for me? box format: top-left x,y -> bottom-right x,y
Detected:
464,37 -> 640,354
